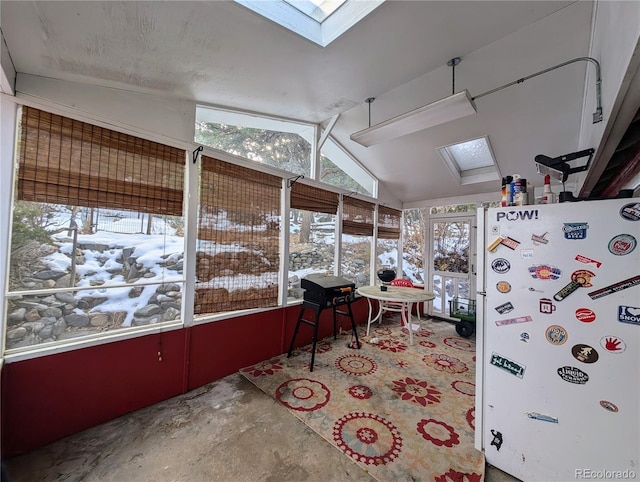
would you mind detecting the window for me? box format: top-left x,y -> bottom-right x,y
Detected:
341,197 -> 374,287
287,182 -> 339,300
195,156 -> 282,315
6,106 -> 186,351
437,136 -> 501,185
195,105 -> 377,197
195,106 -> 313,177
402,208 -> 427,285
235,0 -> 384,47
375,206 -> 402,284
320,139 -> 376,196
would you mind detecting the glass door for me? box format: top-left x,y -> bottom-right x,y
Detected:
429,215 -> 476,318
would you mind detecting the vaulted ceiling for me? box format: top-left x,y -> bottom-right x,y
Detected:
1,1 -> 639,205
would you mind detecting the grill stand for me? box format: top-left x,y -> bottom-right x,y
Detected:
287,298 -> 359,372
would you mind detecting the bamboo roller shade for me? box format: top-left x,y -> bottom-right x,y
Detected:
196,156 -> 281,314
377,205 -> 402,239
290,182 -> 339,214
342,197 -> 375,236
17,106 -> 185,216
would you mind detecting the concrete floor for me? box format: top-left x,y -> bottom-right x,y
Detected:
3,373 -> 520,482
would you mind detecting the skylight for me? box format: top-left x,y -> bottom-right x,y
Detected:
437,136 -> 501,185
283,0 -> 347,23
235,0 -> 384,47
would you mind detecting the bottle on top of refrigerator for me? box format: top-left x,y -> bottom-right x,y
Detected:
540,175 -> 555,204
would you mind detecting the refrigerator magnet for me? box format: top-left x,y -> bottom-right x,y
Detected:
545,325 -> 568,345
490,352 -> 526,378
557,366 -> 589,384
531,232 -> 549,245
589,276 -> 640,300
491,258 -> 510,274
619,202 -> 640,221
575,254 -> 602,268
495,315 -> 533,327
520,249 -> 534,259
487,237 -> 503,252
599,400 -> 619,412
553,280 -> 583,301
562,222 -> 589,239
496,281 -> 511,293
539,298 -> 556,314
571,344 -> 599,364
600,336 -> 626,354
529,264 -> 562,280
495,301 -> 514,314
617,305 -> 640,325
608,234 -> 637,255
575,308 -> 596,323
526,412 -> 558,423
571,269 -> 595,287
500,236 -> 520,250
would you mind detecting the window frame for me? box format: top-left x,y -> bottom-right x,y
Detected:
1,99 -> 392,361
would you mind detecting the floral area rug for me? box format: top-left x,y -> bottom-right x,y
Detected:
240,315 -> 484,482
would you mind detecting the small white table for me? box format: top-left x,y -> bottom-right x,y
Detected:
356,285 -> 436,345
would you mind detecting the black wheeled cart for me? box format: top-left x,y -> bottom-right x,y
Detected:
448,297 -> 476,338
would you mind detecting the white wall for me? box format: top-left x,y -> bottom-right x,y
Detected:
16,74 -> 196,147
576,0 -> 640,194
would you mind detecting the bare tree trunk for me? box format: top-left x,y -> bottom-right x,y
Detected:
300,211 -> 313,243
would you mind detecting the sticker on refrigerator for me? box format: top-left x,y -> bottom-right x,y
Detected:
557,366 -> 589,384
490,430 -> 503,451
496,209 -> 538,222
600,336 -> 626,354
608,234 -> 637,255
496,281 -> 512,293
495,315 -> 533,327
487,237 -> 504,252
526,412 -> 558,423
619,202 -> 640,221
571,344 -> 599,364
520,332 -> 530,343
490,352 -> 526,378
617,305 -> 640,326
599,400 -> 619,412
575,254 -> 602,268
588,276 -> 640,300
491,258 -> 510,274
553,280 -> 583,301
531,232 -> 549,245
539,298 -> 556,314
500,236 -> 520,250
571,269 -> 595,287
545,325 -> 568,345
575,308 -> 596,323
520,249 -> 534,259
495,301 -> 514,314
563,222 -> 589,240
529,264 -> 562,280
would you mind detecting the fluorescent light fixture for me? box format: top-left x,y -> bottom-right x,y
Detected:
350,90 -> 477,147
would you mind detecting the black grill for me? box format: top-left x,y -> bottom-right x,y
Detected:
301,274 -> 355,307
288,274 -> 359,372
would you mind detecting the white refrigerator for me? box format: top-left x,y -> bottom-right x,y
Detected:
475,198 -> 640,481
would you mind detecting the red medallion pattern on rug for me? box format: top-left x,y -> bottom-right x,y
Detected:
241,316 -> 484,481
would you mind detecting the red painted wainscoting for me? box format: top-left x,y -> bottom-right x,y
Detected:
1,329 -> 188,457
2,298 -> 370,457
